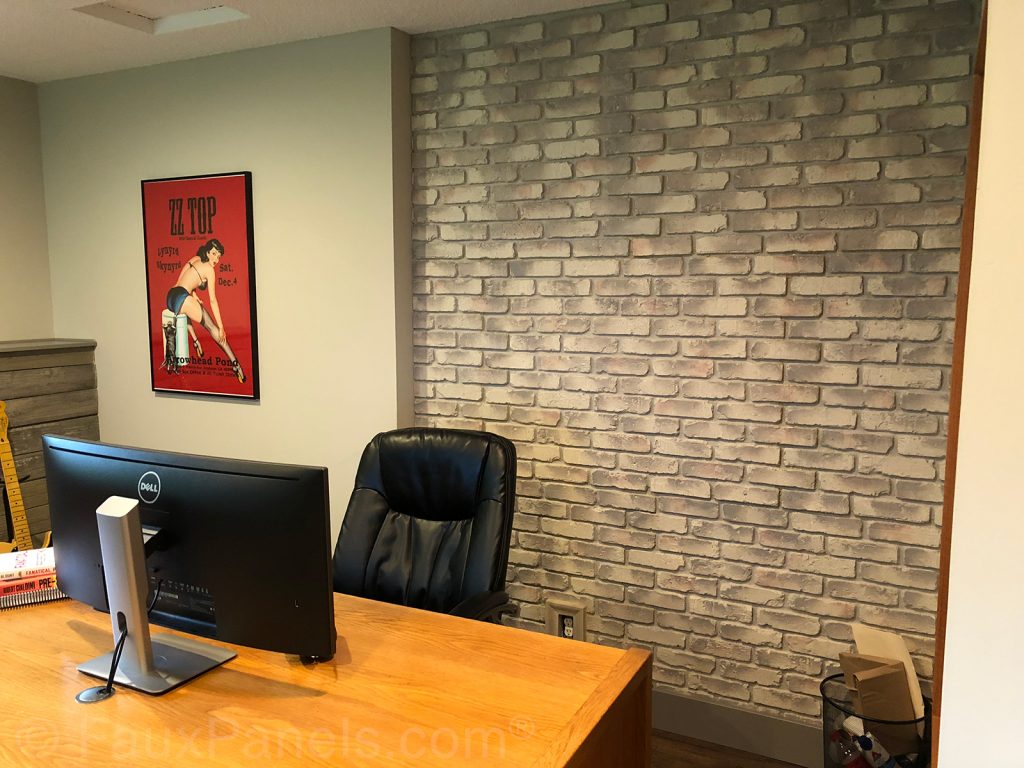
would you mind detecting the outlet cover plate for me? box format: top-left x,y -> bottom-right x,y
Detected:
545,596 -> 587,641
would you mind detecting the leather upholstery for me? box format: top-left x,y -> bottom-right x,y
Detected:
332,428 -> 516,615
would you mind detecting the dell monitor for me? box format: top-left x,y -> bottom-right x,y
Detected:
42,435 -> 336,696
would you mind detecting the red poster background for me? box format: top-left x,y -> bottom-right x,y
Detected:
142,172 -> 259,398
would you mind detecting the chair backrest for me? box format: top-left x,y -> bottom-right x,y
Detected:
332,427 -> 517,613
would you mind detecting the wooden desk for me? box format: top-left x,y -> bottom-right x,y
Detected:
0,594 -> 651,767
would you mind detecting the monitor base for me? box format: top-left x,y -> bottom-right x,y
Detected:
78,633 -> 236,695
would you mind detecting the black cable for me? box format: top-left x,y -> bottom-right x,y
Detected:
102,613 -> 129,694
147,579 -> 163,615
96,580 -> 160,698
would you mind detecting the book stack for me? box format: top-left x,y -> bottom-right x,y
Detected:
0,547 -> 67,610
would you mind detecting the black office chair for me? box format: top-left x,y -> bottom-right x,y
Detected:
332,427 -> 517,621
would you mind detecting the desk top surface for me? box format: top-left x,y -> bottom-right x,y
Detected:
0,593 -> 649,767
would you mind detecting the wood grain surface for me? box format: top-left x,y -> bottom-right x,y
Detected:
0,340 -> 100,545
0,593 -> 650,767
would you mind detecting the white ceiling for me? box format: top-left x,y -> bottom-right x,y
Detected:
0,0 -> 610,83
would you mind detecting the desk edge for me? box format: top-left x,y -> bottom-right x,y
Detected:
532,646 -> 652,768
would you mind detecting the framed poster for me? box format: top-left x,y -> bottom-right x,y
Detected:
141,171 -> 259,399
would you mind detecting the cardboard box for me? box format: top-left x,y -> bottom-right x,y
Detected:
852,662 -> 921,756
839,652 -> 901,689
852,624 -> 925,721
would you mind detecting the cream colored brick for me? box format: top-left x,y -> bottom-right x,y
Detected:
410,0 -> 976,726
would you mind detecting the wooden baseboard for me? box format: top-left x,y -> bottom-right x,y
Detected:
652,690 -> 820,768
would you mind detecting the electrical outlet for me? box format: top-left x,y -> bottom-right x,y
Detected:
546,597 -> 586,641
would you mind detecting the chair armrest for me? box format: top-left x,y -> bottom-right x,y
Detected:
449,591 -> 516,622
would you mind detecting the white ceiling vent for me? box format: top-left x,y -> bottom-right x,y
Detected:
74,3 -> 248,35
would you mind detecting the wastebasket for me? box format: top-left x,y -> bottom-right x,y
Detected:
820,673 -> 931,768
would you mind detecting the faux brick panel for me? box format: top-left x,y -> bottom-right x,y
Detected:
411,0 -> 980,727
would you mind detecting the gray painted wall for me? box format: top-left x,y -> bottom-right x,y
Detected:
37,29 -> 412,543
0,76 -> 53,339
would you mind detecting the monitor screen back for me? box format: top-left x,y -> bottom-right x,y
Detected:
43,436 -> 336,659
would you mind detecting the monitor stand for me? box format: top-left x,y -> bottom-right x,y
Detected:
77,496 -> 235,696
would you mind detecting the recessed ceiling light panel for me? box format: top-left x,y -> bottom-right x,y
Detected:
74,3 -> 248,35
154,6 -> 249,34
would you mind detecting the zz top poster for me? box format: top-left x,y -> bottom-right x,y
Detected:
142,172 -> 259,399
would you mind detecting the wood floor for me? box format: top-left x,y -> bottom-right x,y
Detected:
653,731 -> 801,768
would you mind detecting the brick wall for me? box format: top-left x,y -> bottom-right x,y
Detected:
410,0 -> 980,724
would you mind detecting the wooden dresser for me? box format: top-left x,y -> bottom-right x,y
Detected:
0,339 -> 99,545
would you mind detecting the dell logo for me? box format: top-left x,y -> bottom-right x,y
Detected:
138,471 -> 161,504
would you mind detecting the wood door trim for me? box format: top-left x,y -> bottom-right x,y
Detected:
931,3 -> 987,762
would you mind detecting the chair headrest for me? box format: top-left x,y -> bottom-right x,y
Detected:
373,429 -> 503,521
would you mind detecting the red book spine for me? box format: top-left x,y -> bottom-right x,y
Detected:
0,572 -> 58,597
0,571 -> 66,610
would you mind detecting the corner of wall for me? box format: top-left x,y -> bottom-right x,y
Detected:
0,75 -> 54,340
390,27 -> 414,427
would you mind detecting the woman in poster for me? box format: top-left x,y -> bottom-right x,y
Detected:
165,238 -> 246,383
